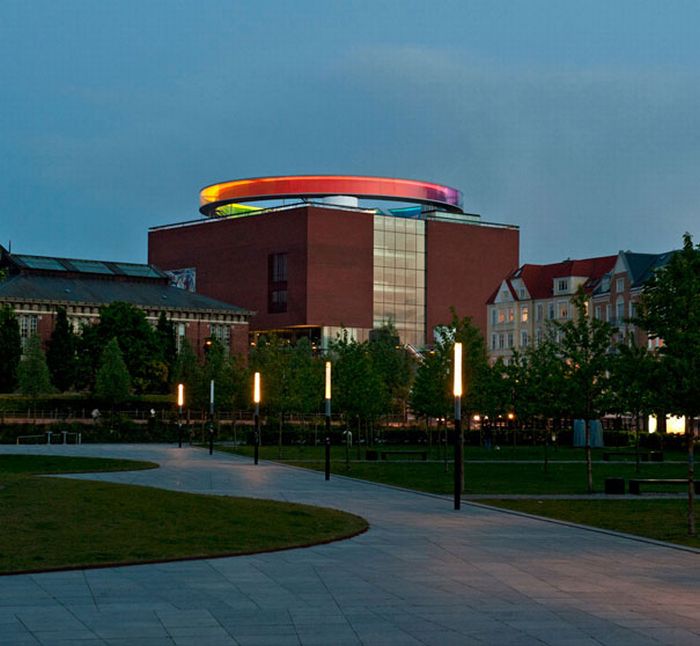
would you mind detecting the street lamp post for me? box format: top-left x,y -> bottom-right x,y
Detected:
453,342 -> 463,511
208,379 -> 215,455
177,383 -> 184,448
253,372 -> 261,465
325,361 -> 331,481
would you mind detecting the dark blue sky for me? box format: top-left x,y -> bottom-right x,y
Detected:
2,0 -> 699,263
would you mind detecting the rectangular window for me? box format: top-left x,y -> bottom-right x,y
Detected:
536,328 -> 542,345
507,333 -> 514,349
520,330 -> 528,347
594,305 -> 601,320
491,334 -> 497,350
491,309 -> 497,326
616,278 -> 624,292
18,314 -> 38,349
498,334 -> 505,350
498,309 -> 505,323
558,301 -> 568,319
176,323 -> 186,352
521,306 -> 528,323
548,303 -> 555,320
605,304 -> 611,321
268,252 -> 289,313
270,253 -> 288,282
558,279 -> 568,292
508,308 -> 514,322
210,323 -> 230,350
616,300 -> 624,321
537,304 -> 543,322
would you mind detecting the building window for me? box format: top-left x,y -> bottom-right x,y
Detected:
491,334 -> 497,350
536,328 -> 542,345
508,308 -> 514,322
498,309 -> 505,323
519,288 -> 526,298
558,279 -> 568,292
210,323 -> 230,349
536,304 -> 543,321
18,314 -> 38,349
507,333 -> 514,348
616,298 -> 624,322
270,253 -> 288,282
520,330 -> 528,347
521,306 -> 528,323
176,323 -> 186,351
616,278 -> 624,292
491,309 -> 497,326
558,301 -> 568,319
605,304 -> 611,322
498,334 -> 505,350
268,252 -> 289,313
548,303 -> 555,320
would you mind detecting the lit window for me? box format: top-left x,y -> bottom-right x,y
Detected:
521,306 -> 528,322
558,301 -> 568,319
498,309 -> 505,323
508,308 -> 514,322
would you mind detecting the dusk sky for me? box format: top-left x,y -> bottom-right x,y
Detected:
2,1 -> 699,264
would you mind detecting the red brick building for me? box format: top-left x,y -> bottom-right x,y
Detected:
0,247 -> 251,357
149,193 -> 519,349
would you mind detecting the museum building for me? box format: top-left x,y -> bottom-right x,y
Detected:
148,175 -> 520,349
0,246 -> 252,356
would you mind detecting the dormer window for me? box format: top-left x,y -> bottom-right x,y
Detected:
557,279 -> 569,292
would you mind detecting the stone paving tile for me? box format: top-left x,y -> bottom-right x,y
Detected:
1,444 -> 698,646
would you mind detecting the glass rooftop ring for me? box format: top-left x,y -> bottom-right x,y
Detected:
199,175 -> 464,216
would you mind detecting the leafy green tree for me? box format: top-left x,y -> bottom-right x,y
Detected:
172,339 -> 201,407
367,324 -> 413,416
0,306 -> 21,392
198,338 -> 238,411
637,232 -> 700,536
557,288 -> 614,493
410,349 -> 451,429
608,338 -> 660,472
287,337 -> 323,418
96,302 -> 163,394
74,322 -> 101,391
17,335 -> 52,420
46,307 -> 77,391
95,338 -> 132,409
155,312 -> 177,390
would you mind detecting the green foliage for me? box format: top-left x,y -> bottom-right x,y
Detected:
330,331 -> 385,423
608,337 -> 660,420
46,307 -> 77,391
638,233 -> 700,418
95,338 -> 131,407
0,306 -> 21,392
96,302 -> 163,394
410,350 -> 450,421
17,335 -> 52,399
172,338 -> 201,405
155,312 -> 177,391
367,324 -> 413,415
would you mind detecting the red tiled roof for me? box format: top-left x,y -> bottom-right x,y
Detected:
487,255 -> 616,303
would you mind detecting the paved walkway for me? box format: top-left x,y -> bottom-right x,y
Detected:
0,444 -> 698,646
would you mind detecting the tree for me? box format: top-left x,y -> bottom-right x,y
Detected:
155,312 -> 177,391
558,288 -> 614,493
96,302 -> 163,393
367,323 -> 413,416
95,338 -> 132,409
410,350 -> 451,428
46,307 -> 77,391
17,335 -> 52,421
637,232 -> 700,536
608,338 -> 660,472
172,338 -> 201,406
0,306 -> 21,392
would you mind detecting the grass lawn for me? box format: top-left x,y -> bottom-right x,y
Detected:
481,499 -> 699,549
0,455 -> 367,574
253,458 -> 689,496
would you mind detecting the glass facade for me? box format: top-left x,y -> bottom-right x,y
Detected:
372,215 -> 426,346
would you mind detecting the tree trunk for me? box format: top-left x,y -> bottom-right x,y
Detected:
687,414 -> 696,537
585,408 -> 593,494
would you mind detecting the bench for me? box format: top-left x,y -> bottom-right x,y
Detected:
629,479 -> 700,495
380,450 -> 428,461
602,450 -> 663,462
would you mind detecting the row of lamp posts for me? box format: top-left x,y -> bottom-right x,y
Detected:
174,344 -> 464,510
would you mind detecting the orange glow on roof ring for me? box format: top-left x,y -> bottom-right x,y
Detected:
199,175 -> 464,216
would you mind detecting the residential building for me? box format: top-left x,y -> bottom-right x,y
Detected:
486,255 -> 617,363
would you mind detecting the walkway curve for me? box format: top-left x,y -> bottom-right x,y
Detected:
1,444 -> 698,646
